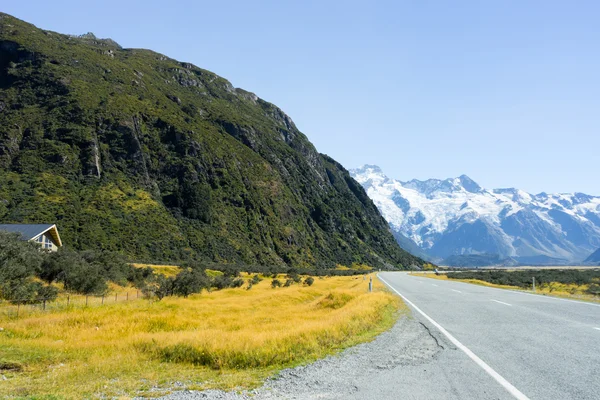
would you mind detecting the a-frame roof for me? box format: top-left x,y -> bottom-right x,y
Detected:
0,224 -> 63,247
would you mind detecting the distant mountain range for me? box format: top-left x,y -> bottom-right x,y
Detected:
585,248 -> 600,265
350,165 -> 600,266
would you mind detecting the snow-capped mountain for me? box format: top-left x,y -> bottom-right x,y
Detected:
350,165 -> 600,265
585,248 -> 600,265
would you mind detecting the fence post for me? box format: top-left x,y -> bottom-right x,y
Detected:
369,277 -> 373,293
43,299 -> 46,311
115,293 -> 118,302
17,303 -> 20,318
86,296 -> 88,307
533,277 -> 536,292
126,292 -> 129,301
101,295 -> 104,305
67,295 -> 70,307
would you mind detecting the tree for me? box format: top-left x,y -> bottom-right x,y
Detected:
141,274 -> 174,300
41,248 -> 107,295
81,250 -> 131,285
172,268 -> 210,297
0,232 -> 50,303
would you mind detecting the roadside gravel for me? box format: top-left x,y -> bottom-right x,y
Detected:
155,315 -> 447,400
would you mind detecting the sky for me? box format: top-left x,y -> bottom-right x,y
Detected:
3,1 -> 599,195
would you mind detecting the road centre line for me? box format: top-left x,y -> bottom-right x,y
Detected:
451,289 -> 463,293
378,274 -> 530,400
432,284 -> 439,287
492,300 -> 512,307
594,328 -> 600,331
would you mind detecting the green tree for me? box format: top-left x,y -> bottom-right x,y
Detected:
41,249 -> 108,295
172,268 -> 210,297
0,232 -> 55,303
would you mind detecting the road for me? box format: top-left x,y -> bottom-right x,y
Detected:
378,272 -> 600,400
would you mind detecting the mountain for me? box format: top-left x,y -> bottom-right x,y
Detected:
0,13 -> 426,269
350,165 -> 600,265
585,248 -> 600,265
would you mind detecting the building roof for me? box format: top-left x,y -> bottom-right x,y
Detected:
0,224 -> 63,246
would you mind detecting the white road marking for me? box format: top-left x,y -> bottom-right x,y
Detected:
378,275 -> 530,400
410,274 -> 600,308
492,300 -> 512,307
432,284 -> 439,287
594,328 -> 600,331
451,289 -> 463,293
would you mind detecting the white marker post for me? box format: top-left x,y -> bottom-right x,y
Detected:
369,277 -> 373,292
532,277 -> 536,292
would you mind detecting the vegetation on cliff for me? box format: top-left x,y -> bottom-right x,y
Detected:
0,13 -> 425,269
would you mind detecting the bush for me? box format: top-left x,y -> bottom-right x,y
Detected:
271,279 -> 282,288
41,249 -> 108,295
588,283 -> 600,295
231,278 -> 244,288
0,232 -> 48,303
284,279 -> 293,287
172,268 -> 210,297
142,274 -> 173,300
212,275 -> 234,290
304,277 -> 315,286
81,250 -> 131,286
251,274 -> 261,285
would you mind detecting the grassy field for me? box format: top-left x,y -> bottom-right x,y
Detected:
0,273 -> 401,399
412,271 -> 600,303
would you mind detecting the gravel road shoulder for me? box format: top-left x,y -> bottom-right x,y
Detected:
154,314 -> 452,400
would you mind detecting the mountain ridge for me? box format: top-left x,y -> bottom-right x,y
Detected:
0,13 -> 425,269
585,248 -> 600,265
350,165 -> 600,265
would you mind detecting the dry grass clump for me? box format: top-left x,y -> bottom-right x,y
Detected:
0,274 -> 400,398
132,263 -> 181,277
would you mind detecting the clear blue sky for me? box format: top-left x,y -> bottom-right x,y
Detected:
4,1 -> 599,194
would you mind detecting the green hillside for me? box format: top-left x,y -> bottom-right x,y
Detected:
0,13 -> 424,269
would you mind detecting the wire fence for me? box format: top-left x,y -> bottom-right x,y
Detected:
0,290 -> 143,319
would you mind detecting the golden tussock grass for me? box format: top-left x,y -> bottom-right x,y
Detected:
132,263 -> 182,277
0,274 -> 401,399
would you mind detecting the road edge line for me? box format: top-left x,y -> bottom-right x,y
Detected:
378,274 -> 530,400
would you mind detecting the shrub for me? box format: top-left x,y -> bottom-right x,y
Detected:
41,249 -> 108,295
142,274 -> 173,300
81,250 -> 131,285
284,279 -> 293,287
172,268 -> 210,297
231,278 -> 244,288
271,279 -> 282,288
0,232 -> 48,303
212,275 -> 234,290
588,283 -> 600,295
304,277 -> 315,286
250,274 -> 261,285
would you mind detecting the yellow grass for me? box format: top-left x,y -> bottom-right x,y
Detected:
0,274 -> 401,399
132,263 -> 182,277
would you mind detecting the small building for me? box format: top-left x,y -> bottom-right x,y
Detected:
0,224 -> 63,251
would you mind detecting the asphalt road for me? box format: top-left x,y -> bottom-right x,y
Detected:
378,272 -> 600,400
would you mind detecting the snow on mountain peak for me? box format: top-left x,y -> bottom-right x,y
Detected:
349,165 -> 600,263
